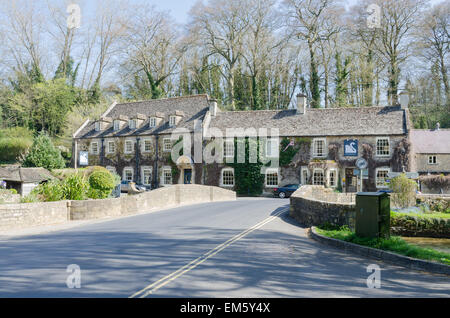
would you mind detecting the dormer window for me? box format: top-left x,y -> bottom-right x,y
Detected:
129,119 -> 136,129
169,116 -> 177,127
113,120 -> 120,131
95,122 -> 100,132
149,117 -> 157,128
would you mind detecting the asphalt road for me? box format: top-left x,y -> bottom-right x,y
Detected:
0,198 -> 449,297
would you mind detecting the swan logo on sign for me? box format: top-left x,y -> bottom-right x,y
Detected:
344,140 -> 358,157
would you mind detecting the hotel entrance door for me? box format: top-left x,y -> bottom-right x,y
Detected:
345,168 -> 357,193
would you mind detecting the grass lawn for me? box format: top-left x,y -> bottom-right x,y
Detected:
316,226 -> 450,266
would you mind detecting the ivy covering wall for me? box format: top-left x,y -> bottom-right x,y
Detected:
230,138 -> 265,196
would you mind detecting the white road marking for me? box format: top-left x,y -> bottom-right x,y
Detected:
130,208 -> 288,298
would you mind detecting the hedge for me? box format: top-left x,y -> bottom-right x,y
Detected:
390,211 -> 450,238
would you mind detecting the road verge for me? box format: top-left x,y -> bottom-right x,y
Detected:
309,226 -> 450,276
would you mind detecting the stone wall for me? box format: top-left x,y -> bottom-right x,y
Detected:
0,192 -> 20,204
0,201 -> 70,231
0,185 -> 236,230
290,185 -> 356,228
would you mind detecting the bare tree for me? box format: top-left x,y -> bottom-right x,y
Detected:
416,2 -> 449,108
120,4 -> 185,99
0,0 -> 48,78
375,0 -> 427,105
284,0 -> 341,108
46,1 -> 78,81
189,0 -> 251,109
241,0 -> 285,109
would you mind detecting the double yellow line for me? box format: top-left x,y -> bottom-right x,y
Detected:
130,208 -> 287,298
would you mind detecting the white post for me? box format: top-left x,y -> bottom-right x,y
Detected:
360,169 -> 363,192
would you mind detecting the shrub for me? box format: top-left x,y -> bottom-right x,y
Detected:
32,180 -> 64,202
9,189 -> 17,195
23,132 -> 66,169
390,211 -> 450,238
61,173 -> 89,200
419,174 -> 450,191
20,192 -> 40,203
389,173 -> 417,208
88,170 -> 116,199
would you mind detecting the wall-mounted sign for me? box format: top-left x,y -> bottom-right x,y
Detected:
79,151 -> 89,166
344,139 -> 358,157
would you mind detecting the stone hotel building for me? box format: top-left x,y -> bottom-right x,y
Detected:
73,94 -> 416,193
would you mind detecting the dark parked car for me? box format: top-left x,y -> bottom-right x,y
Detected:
273,184 -> 300,198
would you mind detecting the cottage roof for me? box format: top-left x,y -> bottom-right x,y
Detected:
0,166 -> 54,183
410,129 -> 450,154
207,106 -> 407,137
74,95 -> 210,138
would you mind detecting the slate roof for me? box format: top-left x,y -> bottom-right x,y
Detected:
74,95 -> 210,139
208,106 -> 407,137
410,129 -> 450,154
0,166 -> 54,183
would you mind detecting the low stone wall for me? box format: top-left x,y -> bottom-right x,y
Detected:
0,185 -> 236,230
290,185 -> 356,229
0,192 -> 20,204
0,201 -> 70,231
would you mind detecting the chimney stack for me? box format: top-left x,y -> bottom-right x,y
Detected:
296,94 -> 307,115
209,99 -> 218,117
399,91 -> 409,109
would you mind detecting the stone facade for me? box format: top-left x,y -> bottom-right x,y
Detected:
415,154 -> 450,174
73,95 -> 413,193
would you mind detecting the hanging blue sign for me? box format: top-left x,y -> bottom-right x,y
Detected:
344,139 -> 358,157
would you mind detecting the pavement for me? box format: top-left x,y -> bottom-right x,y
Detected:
0,198 -> 449,297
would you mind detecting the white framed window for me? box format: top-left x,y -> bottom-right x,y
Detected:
90,142 -> 99,155
428,155 -> 437,165
162,168 -> 172,185
328,169 -> 338,188
129,119 -> 136,129
301,166 -> 309,185
142,139 -> 152,153
266,138 -> 279,158
113,120 -> 120,131
95,122 -> 100,132
163,138 -> 172,152
221,168 -> 235,187
376,167 -> 390,188
149,117 -> 157,128
124,140 -> 134,154
265,169 -> 279,187
313,169 -> 325,185
223,139 -> 235,159
313,138 -> 327,158
107,141 -> 116,154
169,116 -> 177,127
376,137 -> 390,157
123,168 -> 133,182
141,167 -> 152,186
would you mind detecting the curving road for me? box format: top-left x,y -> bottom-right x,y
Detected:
0,198 -> 449,297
